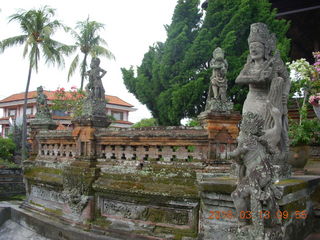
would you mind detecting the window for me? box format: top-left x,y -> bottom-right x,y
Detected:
111,111 -> 124,120
8,109 -> 16,117
52,110 -> 69,117
26,107 -> 33,115
4,128 -> 9,137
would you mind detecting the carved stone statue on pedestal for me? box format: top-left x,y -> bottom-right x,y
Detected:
204,47 -> 233,113
230,22 -> 291,240
35,86 -> 52,121
76,57 -> 111,127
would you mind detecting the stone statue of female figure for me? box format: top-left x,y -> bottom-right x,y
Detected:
235,23 -> 290,161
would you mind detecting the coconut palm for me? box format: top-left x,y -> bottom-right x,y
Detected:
0,6 -> 74,160
68,17 -> 115,90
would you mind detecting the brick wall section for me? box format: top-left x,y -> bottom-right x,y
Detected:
0,168 -> 25,199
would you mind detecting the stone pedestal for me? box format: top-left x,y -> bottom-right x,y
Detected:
198,111 -> 241,173
197,175 -> 320,240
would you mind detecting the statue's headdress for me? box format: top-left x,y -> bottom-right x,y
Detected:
248,23 -> 276,59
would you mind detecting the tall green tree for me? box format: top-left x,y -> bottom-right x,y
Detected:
122,0 -> 202,125
122,0 -> 290,125
68,17 -> 114,90
0,6 -> 74,160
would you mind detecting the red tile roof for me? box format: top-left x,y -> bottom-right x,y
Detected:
0,90 -> 134,107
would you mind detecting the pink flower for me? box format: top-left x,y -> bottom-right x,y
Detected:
309,94 -> 320,106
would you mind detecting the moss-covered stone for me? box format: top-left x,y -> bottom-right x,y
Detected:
24,167 -> 63,185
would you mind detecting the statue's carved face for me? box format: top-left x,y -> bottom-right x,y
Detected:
249,42 -> 265,61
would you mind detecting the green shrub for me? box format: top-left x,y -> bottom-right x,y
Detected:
0,137 -> 16,161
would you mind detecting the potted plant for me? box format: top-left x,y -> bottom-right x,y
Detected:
287,53 -> 320,170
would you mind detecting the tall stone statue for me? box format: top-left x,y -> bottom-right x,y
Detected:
85,57 -> 107,100
235,23 -> 290,162
77,57 -> 111,127
230,23 -> 291,240
204,47 -> 233,112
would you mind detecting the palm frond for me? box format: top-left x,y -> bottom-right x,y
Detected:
68,54 -> 79,81
91,45 -> 115,60
1,35 -> 28,51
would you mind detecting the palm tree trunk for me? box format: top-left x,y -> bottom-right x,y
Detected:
21,62 -> 32,161
80,53 -> 88,90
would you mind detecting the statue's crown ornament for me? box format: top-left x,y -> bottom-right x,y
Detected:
248,22 -> 277,59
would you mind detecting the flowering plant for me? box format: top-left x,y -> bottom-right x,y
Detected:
308,52 -> 320,107
287,52 -> 320,146
309,94 -> 320,106
51,86 -> 86,118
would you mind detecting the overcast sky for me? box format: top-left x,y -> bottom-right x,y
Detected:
0,0 -> 178,123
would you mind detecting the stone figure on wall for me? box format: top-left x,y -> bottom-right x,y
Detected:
85,57 -> 107,100
35,86 -> 51,120
230,111 -> 282,239
235,22 -> 290,162
209,47 -> 228,101
79,57 -> 110,125
203,47 -> 233,113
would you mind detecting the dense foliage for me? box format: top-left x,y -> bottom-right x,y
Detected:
0,137 -> 16,161
122,0 -> 290,125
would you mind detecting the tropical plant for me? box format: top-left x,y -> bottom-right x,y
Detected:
68,17 -> 115,90
0,6 -> 74,160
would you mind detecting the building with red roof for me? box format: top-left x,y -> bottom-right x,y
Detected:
0,90 -> 136,137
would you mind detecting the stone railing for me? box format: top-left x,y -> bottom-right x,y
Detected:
32,125 -> 239,164
36,130 -> 76,160
95,126 -> 208,162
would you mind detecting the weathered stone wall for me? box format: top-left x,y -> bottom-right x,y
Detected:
23,123 -> 240,239
0,168 -> 25,199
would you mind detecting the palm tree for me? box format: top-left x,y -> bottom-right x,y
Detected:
0,6 -> 74,160
68,17 -> 114,90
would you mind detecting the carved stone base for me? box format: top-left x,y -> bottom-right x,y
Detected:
72,116 -> 111,128
203,99 -> 234,113
197,175 -> 320,240
198,111 -> 241,170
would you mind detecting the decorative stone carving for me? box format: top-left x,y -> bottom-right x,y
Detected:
34,86 -> 53,122
62,169 -> 89,214
75,58 -> 111,127
230,22 -> 291,240
82,58 -> 107,118
235,22 -> 291,165
204,47 -> 233,113
230,112 -> 283,239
